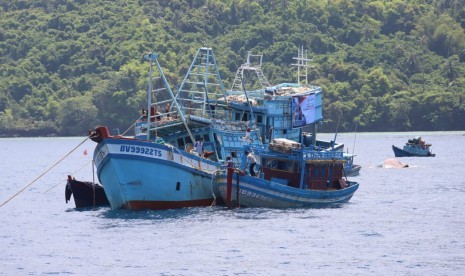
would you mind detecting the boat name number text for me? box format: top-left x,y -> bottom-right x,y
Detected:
220,186 -> 272,202
120,145 -> 162,157
240,189 -> 272,203
94,145 -> 109,168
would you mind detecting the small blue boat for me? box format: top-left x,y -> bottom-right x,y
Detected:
392,137 -> 435,157
215,140 -> 359,208
343,153 -> 361,176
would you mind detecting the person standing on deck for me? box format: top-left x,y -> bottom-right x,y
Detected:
240,128 -> 253,143
194,137 -> 204,156
245,151 -> 257,176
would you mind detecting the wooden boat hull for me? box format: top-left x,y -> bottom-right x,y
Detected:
65,176 -> 109,208
93,138 -> 220,210
392,145 -> 435,157
215,171 -> 359,208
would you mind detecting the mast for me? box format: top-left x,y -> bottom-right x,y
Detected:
292,46 -> 314,142
292,46 -> 313,85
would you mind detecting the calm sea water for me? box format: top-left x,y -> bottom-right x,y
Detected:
1,132 -> 464,275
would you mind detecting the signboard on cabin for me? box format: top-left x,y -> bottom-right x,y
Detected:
291,94 -> 316,128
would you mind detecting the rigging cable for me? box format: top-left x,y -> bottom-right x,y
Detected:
0,136 -> 89,208
42,159 -> 93,194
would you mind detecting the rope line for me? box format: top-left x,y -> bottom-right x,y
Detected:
210,169 -> 222,207
43,159 -> 93,194
92,159 -> 96,210
0,136 -> 90,208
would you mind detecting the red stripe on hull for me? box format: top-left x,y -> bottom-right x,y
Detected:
124,198 -> 215,210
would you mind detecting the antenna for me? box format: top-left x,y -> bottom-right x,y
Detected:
291,46 -> 313,84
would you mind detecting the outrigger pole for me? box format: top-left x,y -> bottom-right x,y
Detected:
144,52 -> 195,143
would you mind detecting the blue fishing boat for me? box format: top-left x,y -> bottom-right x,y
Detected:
343,153 -> 361,176
222,50 -> 361,179
392,136 -> 435,157
210,49 -> 359,208
90,51 -> 226,210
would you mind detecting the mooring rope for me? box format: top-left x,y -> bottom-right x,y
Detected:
42,159 -> 93,194
92,159 -> 96,210
0,136 -> 90,208
210,169 -> 223,207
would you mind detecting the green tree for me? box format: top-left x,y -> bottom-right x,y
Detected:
57,95 -> 98,136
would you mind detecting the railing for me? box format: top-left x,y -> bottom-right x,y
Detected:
252,143 -> 345,161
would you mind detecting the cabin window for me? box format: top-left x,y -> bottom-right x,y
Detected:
265,159 -> 295,172
203,134 -> 210,142
235,113 -> 241,120
185,136 -> 193,144
177,138 -> 185,148
257,115 -> 263,123
283,129 -> 287,134
241,113 -> 248,121
267,159 -> 277,169
278,160 -> 294,172
231,152 -> 237,158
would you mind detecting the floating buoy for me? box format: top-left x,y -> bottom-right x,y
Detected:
383,158 -> 408,168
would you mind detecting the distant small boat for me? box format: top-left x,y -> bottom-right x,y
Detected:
392,136 -> 435,157
65,175 -> 109,208
343,153 -> 361,176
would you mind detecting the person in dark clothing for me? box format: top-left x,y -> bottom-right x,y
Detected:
226,156 -> 235,169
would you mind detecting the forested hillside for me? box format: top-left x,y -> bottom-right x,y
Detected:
0,0 -> 464,136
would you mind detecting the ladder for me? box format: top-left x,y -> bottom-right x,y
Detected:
231,51 -> 271,91
177,47 -> 226,119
